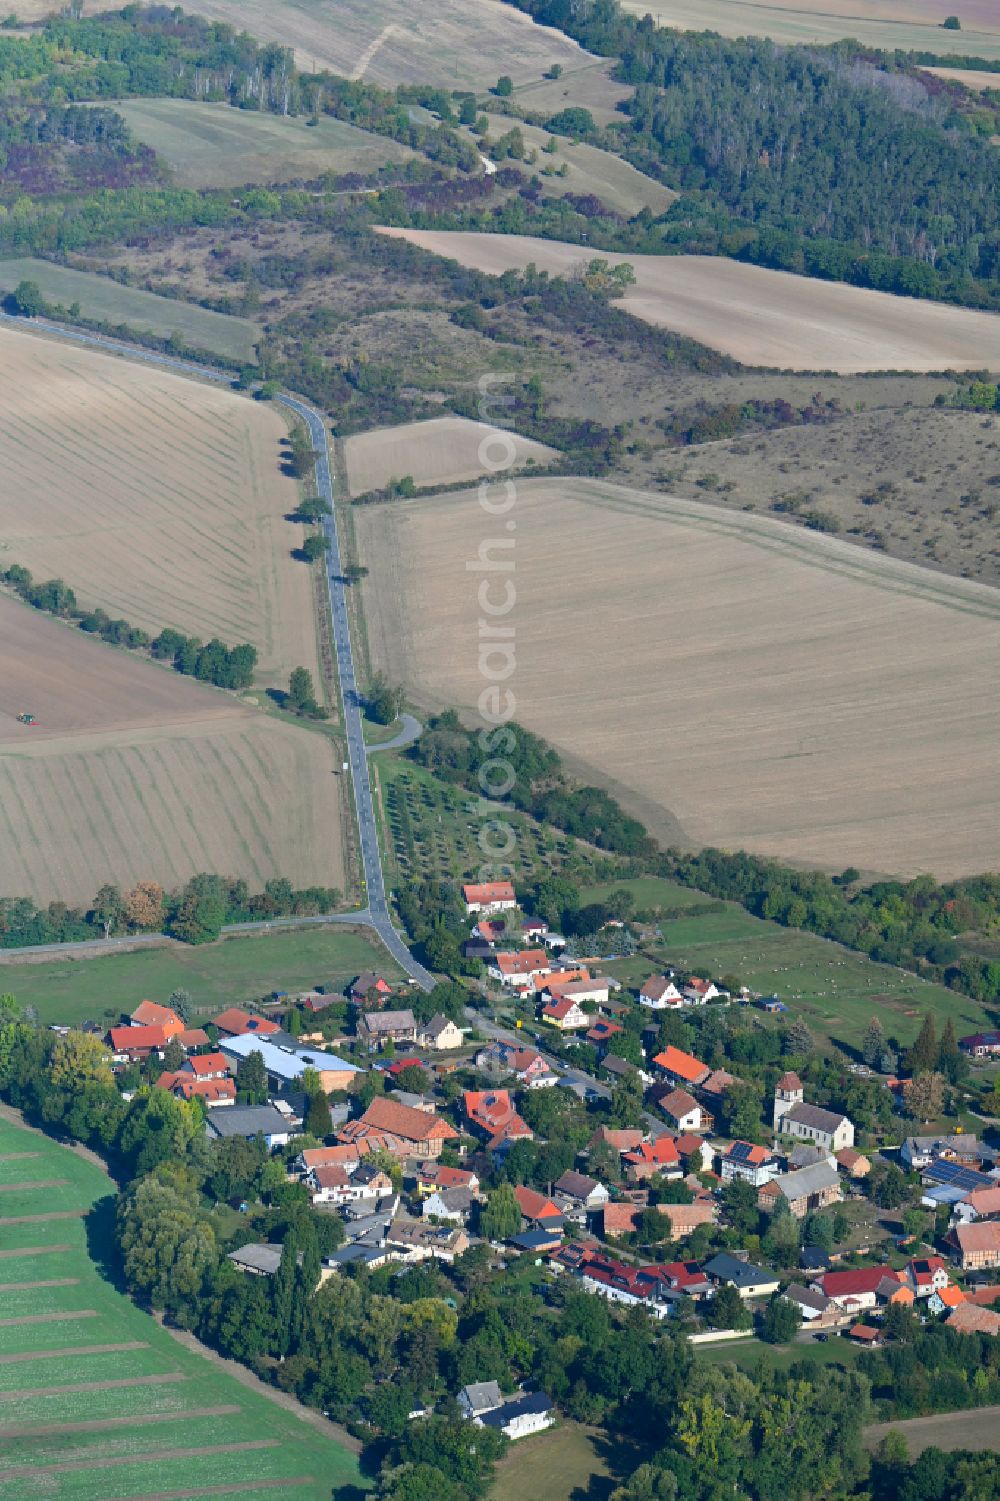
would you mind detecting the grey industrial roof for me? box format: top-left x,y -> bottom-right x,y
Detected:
206,1105 -> 289,1139
771,1159 -> 840,1201
704,1252 -> 777,1288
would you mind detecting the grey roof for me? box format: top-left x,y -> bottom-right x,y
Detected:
480,1391 -> 551,1429
460,1380 -> 502,1415
704,1252 -> 777,1289
227,1243 -> 283,1274
555,1170 -> 602,1201
904,1134 -> 983,1157
421,1013 -> 456,1038
801,1245 -> 832,1269
788,1144 -> 831,1169
206,1105 -> 289,1139
782,1102 -> 850,1135
785,1283 -> 834,1314
360,1008 -> 416,1033
324,1243 -> 386,1268
424,1187 -> 474,1214
770,1159 -> 840,1201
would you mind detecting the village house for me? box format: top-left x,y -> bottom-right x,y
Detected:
422,1186 -> 474,1224
416,1162 -> 480,1197
479,1391 -> 554,1440
462,880 -> 517,915
901,1133 -> 986,1173
297,1144 -> 361,1175
181,1051 -> 230,1082
638,975 -> 683,1010
623,1135 -> 683,1183
703,1252 -> 781,1300
758,1159 -> 842,1219
783,1284 -> 841,1326
928,1284 -> 966,1316
156,1071 -> 236,1107
700,1068 -> 739,1103
546,977 -> 610,1009
590,1125 -> 646,1155
228,1243 -> 294,1277
513,1184 -> 564,1227
681,977 -> 724,1006
338,1096 -> 459,1159
357,1008 -> 418,1050
348,972 -> 394,1006
555,1169 -> 609,1216
602,1200 -> 717,1240
416,1013 -> 463,1051
956,1185 -> 1000,1222
458,1382 -> 503,1422
108,1023 -> 175,1063
212,1008 -> 281,1040
221,1033 -> 360,1094
541,993 -> 590,1031
959,1031 -> 1000,1058
476,1042 -> 557,1088
309,1162 -> 393,1207
816,1266 -> 901,1312
463,1089 -> 533,1148
578,1253 -> 674,1318
950,1221 -> 1000,1271
178,1028 -> 211,1051
585,1018 -> 623,1049
836,1147 -> 872,1179
205,1105 -> 291,1149
385,1216 -> 470,1263
130,1000 -> 184,1034
490,949 -> 551,990
772,1073 -> 855,1152
720,1141 -> 782,1187
652,1045 -> 711,1090
657,1088 -> 711,1134
905,1256 -> 951,1298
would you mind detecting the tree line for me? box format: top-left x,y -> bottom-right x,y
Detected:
2,560 -> 257,691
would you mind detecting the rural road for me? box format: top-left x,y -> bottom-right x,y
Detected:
0,312 -> 434,992
364,713 -> 422,755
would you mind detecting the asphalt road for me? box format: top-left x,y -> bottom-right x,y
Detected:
0,313 -> 434,991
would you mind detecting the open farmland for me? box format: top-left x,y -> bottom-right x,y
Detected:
356,476 -> 1000,880
0,1109 -> 362,1501
617,0 -> 1000,62
864,1406 -> 1000,1457
922,66 -> 1000,92
0,926 -> 400,1029
377,229 -> 1000,372
0,322 -> 317,688
476,114 -> 676,217
0,596 -> 345,904
343,415 -> 558,496
0,261 -> 259,362
511,61 -> 635,126
138,0 -> 595,87
111,98 -> 415,188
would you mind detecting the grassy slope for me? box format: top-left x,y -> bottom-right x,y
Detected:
0,927 -> 402,1028
0,260 -> 259,361
0,1112 -> 361,1501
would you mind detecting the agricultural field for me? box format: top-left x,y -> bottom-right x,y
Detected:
376,753 -> 578,885
0,926 -> 400,1030
355,475 -> 1000,881
617,0 -> 1000,62
376,229 -> 1000,372
144,0 -> 595,88
343,415 -> 558,497
511,61 -> 635,127
0,1109 -> 362,1501
921,66 -> 1000,91
0,597 -> 345,905
475,114 -> 676,217
864,1405 -> 1000,1457
111,98 -> 415,188
0,260 -> 259,362
0,321 -> 318,687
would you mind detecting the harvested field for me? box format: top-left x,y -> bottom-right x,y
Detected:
865,1405 -> 1000,1456
343,416 -> 558,496
0,260 -> 259,361
111,99 -> 415,188
921,66 -> 1000,91
0,1110 -> 361,1501
153,0 -> 594,88
376,229 -> 1000,372
618,0 -> 1000,61
0,322 -> 318,688
0,597 -> 345,904
475,114 -> 676,216
356,475 -> 1000,879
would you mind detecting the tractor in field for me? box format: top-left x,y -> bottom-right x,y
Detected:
16,712 -> 38,726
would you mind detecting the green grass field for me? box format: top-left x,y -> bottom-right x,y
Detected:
0,1110 -> 363,1501
596,879 -> 985,1055
0,926 -> 401,1029
113,99 -> 415,188
0,259 -> 260,361
697,1335 -> 861,1374
490,1422 -> 633,1501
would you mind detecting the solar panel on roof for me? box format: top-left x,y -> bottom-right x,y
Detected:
923,1158 -> 993,1192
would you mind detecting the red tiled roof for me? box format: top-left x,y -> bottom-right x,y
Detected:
822,1267 -> 898,1298
543,995 -> 585,1021
935,1284 -> 965,1308
955,1222 -> 1000,1255
131,1000 -> 183,1030
420,1164 -> 478,1190
659,1088 -> 699,1120
625,1137 -> 681,1169
777,1071 -> 803,1091
185,1052 -> 230,1078
724,1140 -> 769,1166
947,1304 -> 1000,1336
651,1045 -> 710,1085
301,1144 -> 361,1170
212,1008 -> 281,1037
178,1028 -> 210,1050
497,949 -> 548,976
514,1185 -> 561,1221
464,881 -> 516,905
590,1127 -> 646,1152
963,1186 -> 1000,1217
109,1024 -> 171,1053
354,1096 -> 458,1143
313,1164 -> 351,1189
464,1089 -> 517,1131
586,1020 -> 623,1042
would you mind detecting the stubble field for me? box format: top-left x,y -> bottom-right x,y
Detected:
617,0 -> 1000,62
0,595 -> 346,905
110,98 -> 415,188
356,476 -> 1000,879
343,416 -> 558,496
0,323 -> 318,688
475,114 -> 676,217
376,229 -> 1000,373
0,1109 -> 362,1501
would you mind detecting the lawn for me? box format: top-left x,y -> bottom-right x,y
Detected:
0,258 -> 260,361
491,1421 -> 637,1501
0,1110 -> 363,1501
0,925 -> 402,1029
697,1335 -> 860,1375
603,900 -> 983,1057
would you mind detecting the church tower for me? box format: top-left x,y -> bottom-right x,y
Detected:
773,1070 -> 804,1131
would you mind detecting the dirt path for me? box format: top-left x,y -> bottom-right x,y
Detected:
0,1404 -> 239,1440
865,1405 -> 1000,1456
0,1151 -> 39,1161
157,1319 -> 363,1456
0,1278 -> 79,1293
0,1179 -> 68,1192
0,1210 -> 87,1225
0,1340 -> 148,1365
0,1309 -> 97,1328
0,1372 -> 186,1402
119,1482 -> 314,1500
0,1438 -> 279,1482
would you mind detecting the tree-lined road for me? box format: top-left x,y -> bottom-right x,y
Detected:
0,313 -> 434,990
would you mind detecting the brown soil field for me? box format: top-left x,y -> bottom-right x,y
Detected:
865,1405 -> 1000,1457
0,597 -> 345,904
146,0 -> 595,88
343,417 -> 558,497
356,476 -> 1000,880
0,323 -> 317,690
377,229 -> 1000,373
617,0 -> 1000,60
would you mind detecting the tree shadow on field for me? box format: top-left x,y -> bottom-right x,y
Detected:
84,1191 -> 129,1293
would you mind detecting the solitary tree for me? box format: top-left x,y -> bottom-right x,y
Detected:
907,1014 -> 938,1075
300,534 -> 329,563
494,74 -> 513,97
92,883 -> 125,939
861,1017 -> 885,1069
168,988 -> 192,1023
11,279 -> 45,317
783,1017 -> 813,1056
479,1182 -> 522,1241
